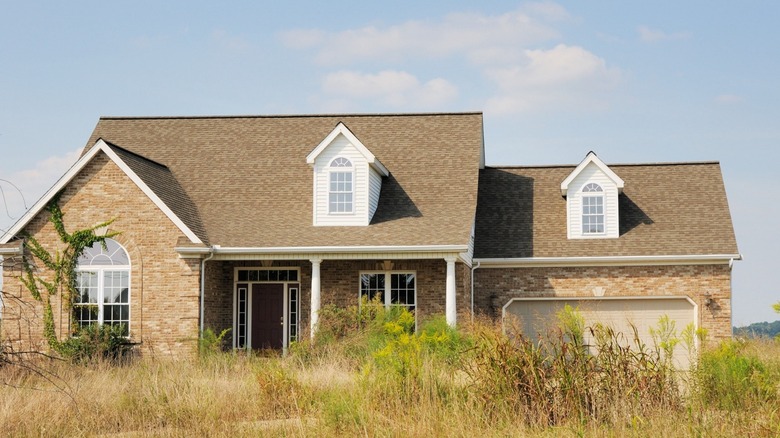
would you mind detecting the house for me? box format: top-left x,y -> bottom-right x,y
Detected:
0,113 -> 740,361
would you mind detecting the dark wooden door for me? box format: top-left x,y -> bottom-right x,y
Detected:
251,283 -> 284,350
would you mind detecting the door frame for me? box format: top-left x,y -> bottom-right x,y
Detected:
232,267 -> 301,351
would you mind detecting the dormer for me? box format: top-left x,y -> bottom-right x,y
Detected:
560,152 -> 624,239
307,123 -> 389,226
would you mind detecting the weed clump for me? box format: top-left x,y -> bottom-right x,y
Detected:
466,308 -> 681,427
694,339 -> 779,410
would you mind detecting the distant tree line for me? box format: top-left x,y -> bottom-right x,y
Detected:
733,320 -> 780,338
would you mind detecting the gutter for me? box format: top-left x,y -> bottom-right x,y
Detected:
474,254 -> 743,268
188,244 -> 469,254
199,248 -> 215,336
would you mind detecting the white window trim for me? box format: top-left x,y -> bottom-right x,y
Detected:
358,270 -> 417,328
327,157 -> 355,215
74,239 -> 132,335
581,199 -> 605,236
579,183 -> 606,237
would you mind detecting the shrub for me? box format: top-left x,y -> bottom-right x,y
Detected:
59,324 -> 134,364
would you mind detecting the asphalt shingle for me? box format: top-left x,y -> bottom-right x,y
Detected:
474,163 -> 739,258
85,113 -> 484,249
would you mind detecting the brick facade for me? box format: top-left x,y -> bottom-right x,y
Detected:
0,152 -> 201,356
0,152 -> 734,357
473,264 -> 732,340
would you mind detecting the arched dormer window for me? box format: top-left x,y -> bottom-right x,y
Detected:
328,157 -> 353,213
581,183 -> 604,234
74,238 -> 131,335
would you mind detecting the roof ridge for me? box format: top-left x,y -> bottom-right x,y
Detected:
99,111 -> 484,121
485,160 -> 721,169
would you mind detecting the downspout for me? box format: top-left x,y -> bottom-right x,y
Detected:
199,248 -> 215,336
728,255 -> 741,337
470,261 -> 481,323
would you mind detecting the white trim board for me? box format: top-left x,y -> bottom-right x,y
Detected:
560,151 -> 624,196
474,254 -> 742,268
306,122 -> 389,176
0,139 -> 202,245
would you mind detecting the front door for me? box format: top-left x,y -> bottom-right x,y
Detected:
250,283 -> 284,349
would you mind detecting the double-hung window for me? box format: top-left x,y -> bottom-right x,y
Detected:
74,239 -> 131,335
359,272 -> 416,315
329,157 -> 353,213
581,183 -> 605,234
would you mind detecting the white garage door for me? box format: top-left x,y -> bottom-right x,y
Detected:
504,297 -> 696,370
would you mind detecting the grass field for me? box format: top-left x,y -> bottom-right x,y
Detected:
1,307 -> 779,437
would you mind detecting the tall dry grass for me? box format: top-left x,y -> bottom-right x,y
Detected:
1,307 -> 779,437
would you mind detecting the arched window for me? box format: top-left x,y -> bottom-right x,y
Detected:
328,157 -> 353,213
74,239 -> 131,335
581,183 -> 604,234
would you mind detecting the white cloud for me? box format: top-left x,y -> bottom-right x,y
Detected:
322,70 -> 457,108
281,7 -> 564,65
484,44 -> 621,113
0,149 -> 80,235
282,3 -> 620,115
638,25 -> 691,43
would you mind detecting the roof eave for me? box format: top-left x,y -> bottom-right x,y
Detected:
474,254 -> 743,268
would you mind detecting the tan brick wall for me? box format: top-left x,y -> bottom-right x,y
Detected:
202,258 -> 469,345
0,152 -> 201,356
473,264 -> 732,340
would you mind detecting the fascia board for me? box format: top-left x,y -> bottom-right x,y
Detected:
1,139 -> 203,244
560,152 -> 625,196
306,123 -> 389,176
210,244 -> 469,254
474,254 -> 742,267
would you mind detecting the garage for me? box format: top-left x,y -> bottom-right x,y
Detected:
503,297 -> 697,370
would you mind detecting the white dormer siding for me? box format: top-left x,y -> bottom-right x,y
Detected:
561,152 -> 624,240
308,123 -> 388,227
368,167 -> 382,220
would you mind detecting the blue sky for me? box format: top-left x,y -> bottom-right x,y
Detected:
0,1 -> 777,324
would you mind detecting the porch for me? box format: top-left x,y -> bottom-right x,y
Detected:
200,257 -> 471,351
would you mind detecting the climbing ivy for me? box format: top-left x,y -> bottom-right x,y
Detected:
20,193 -> 117,354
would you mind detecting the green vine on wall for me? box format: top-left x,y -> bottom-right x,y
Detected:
20,193 -> 117,354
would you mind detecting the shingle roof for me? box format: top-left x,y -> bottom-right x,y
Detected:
106,142 -> 209,244
84,113 -> 484,248
474,162 -> 739,258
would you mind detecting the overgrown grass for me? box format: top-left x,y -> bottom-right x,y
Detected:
1,306 -> 779,437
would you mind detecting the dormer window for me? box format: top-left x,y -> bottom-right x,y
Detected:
561,152 -> 624,239
307,123 -> 389,226
329,157 -> 354,213
581,183 -> 604,234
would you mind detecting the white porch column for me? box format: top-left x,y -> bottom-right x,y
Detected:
445,256 -> 457,327
310,257 -> 322,338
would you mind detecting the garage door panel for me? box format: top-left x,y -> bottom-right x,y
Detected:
505,298 -> 695,370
